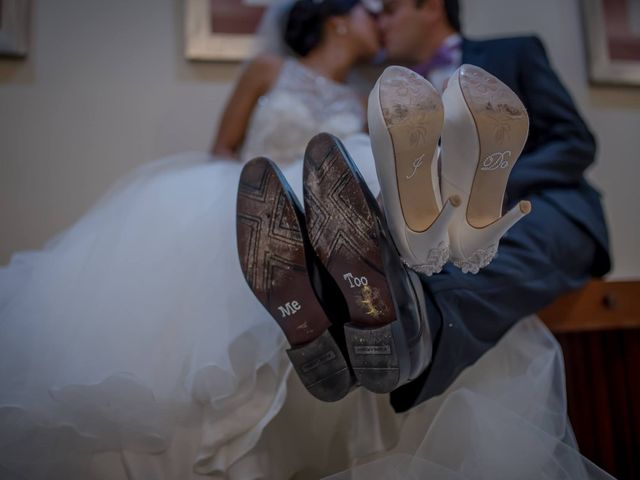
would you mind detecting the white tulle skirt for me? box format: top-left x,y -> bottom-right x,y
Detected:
0,134 -> 613,479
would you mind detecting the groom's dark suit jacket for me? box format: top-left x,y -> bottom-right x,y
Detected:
390,36 -> 611,412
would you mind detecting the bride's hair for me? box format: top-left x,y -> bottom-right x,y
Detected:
284,0 -> 359,57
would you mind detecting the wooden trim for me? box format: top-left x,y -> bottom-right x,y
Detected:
539,280 -> 640,333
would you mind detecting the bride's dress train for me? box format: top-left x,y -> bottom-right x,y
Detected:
0,153 -> 290,478
0,60 -> 614,479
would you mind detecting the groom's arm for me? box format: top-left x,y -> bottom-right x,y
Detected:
508,36 -> 596,198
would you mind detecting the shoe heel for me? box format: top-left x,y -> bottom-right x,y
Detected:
479,199 -> 531,243
343,320 -> 411,393
287,330 -> 354,402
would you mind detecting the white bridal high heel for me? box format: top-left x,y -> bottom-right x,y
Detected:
441,64 -> 531,274
368,66 -> 459,276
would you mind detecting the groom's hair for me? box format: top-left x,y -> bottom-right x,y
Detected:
415,0 -> 461,33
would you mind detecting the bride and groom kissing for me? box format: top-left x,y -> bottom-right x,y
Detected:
0,0 -> 613,477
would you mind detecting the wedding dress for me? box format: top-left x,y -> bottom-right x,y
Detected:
0,59 -> 614,480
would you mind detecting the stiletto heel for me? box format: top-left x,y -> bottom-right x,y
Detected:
441,64 -> 531,274
450,200 -> 531,273
368,66 -> 458,276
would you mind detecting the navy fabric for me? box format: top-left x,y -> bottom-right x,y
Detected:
390,36 -> 611,412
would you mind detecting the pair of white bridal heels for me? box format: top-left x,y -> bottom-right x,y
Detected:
368,64 -> 531,275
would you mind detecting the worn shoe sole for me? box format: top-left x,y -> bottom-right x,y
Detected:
236,157 -> 354,401
303,133 -> 414,393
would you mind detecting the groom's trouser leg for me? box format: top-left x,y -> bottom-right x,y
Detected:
390,194 -> 597,412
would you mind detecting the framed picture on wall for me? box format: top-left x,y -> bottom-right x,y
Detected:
582,0 -> 640,86
0,0 -> 30,57
185,0 -> 270,61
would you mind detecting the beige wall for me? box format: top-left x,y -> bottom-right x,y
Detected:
1,0 -> 638,278
0,0 -> 240,263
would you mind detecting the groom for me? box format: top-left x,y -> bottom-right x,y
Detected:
375,0 -> 611,411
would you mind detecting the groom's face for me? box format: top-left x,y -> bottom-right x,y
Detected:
378,0 -> 430,63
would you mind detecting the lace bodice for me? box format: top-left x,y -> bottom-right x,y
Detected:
240,60 -> 366,165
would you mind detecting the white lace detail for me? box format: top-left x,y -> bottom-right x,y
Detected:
452,243 -> 499,274
240,60 -> 365,165
405,241 -> 450,276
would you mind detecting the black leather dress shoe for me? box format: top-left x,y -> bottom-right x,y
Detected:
303,133 -> 432,393
236,157 -> 355,402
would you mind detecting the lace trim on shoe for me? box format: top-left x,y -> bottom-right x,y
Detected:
452,243 -> 498,274
404,242 -> 450,277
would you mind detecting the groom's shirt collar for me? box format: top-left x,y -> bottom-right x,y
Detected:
410,33 -> 462,92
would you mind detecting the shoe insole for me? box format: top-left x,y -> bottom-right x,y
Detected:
379,66 -> 444,232
459,65 -> 529,229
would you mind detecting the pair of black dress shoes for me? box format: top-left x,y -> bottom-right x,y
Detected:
236,133 -> 432,402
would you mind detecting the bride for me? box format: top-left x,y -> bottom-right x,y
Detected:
0,0 -> 381,477
0,0 -> 616,479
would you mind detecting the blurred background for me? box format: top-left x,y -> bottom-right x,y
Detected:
0,0 -> 639,276
1,1 -> 639,478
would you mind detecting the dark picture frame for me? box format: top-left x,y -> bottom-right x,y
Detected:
582,0 -> 640,86
185,0 -> 268,61
0,0 -> 30,57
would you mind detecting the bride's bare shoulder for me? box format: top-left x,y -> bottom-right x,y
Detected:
211,54 -> 287,156
249,53 -> 285,71
243,54 -> 286,91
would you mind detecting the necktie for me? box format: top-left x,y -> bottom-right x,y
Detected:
411,38 -> 461,79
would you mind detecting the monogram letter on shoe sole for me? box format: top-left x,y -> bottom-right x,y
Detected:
369,65 -> 458,276
441,65 -> 531,274
303,134 -> 432,393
